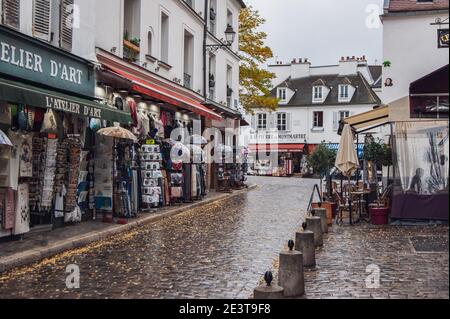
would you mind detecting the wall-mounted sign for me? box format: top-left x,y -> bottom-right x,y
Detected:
438,29 -> 449,48
0,26 -> 94,97
250,132 -> 307,144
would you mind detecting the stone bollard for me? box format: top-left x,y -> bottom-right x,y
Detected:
278,240 -> 305,297
313,208 -> 329,234
253,285 -> 284,299
306,216 -> 323,247
254,271 -> 284,299
295,230 -> 316,268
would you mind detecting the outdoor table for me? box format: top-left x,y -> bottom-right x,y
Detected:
350,190 -> 372,223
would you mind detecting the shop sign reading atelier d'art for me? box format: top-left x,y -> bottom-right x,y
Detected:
0,26 -> 95,97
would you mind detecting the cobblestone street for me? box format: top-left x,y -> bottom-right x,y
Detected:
0,177 -> 316,299
0,176 -> 448,299
302,224 -> 449,299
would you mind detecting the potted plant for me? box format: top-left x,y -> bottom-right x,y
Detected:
308,142 -> 337,225
130,37 -> 141,48
209,74 -> 215,88
363,138 -> 391,225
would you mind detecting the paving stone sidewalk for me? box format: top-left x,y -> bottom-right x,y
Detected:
0,186 -> 256,273
267,223 -> 449,299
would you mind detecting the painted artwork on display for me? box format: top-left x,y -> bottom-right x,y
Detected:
19,134 -> 33,178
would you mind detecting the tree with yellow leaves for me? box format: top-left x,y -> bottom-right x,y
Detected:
239,6 -> 279,113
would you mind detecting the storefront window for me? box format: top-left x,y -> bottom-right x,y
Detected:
411,95 -> 449,119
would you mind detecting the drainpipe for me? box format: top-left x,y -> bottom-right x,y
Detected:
203,0 -> 209,101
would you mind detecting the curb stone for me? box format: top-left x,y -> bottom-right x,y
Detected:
0,185 -> 257,274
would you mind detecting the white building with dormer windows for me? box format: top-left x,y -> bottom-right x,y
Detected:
244,56 -> 382,176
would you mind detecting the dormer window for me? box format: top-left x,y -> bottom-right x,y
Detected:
339,85 -> 349,99
278,88 -> 287,102
313,86 -> 323,102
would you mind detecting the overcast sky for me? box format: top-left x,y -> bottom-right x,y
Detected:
244,0 -> 385,66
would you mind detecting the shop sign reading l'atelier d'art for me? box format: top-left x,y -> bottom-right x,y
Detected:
0,26 -> 95,98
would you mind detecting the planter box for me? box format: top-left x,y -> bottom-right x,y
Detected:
312,202 -> 334,226
123,39 -> 140,53
370,207 -> 389,225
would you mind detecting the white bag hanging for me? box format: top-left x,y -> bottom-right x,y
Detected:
40,109 -> 58,133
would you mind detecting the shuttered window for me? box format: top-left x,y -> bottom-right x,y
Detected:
2,0 -> 20,30
60,0 -> 74,51
32,0 -> 52,41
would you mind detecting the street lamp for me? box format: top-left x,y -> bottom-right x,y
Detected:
224,24 -> 236,45
206,24 -> 236,51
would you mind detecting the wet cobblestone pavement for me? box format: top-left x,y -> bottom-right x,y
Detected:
302,224 -> 449,299
0,177 -> 316,299
268,223 -> 449,299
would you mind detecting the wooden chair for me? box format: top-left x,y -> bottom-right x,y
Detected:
333,191 -> 358,225
369,185 -> 393,209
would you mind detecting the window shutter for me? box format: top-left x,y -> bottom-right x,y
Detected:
32,0 -> 52,41
286,113 -> 292,132
251,115 -> 256,131
2,0 -> 20,29
60,0 -> 74,51
333,112 -> 339,131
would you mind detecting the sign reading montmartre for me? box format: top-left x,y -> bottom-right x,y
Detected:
0,26 -> 94,97
250,132 -> 307,144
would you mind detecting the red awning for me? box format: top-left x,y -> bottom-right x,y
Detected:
103,64 -> 223,121
248,144 -> 307,153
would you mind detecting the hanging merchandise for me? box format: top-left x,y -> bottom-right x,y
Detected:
89,118 -> 102,132
115,96 -> 124,111
19,134 -> 33,178
128,99 -> 138,126
65,136 -> 82,216
140,143 -> 163,209
17,104 -> 28,131
115,141 -> 133,218
13,183 -> 30,235
40,109 -> 58,133
77,151 -> 90,215
0,101 -> 11,125
94,135 -> 113,212
54,184 -> 67,219
54,139 -> 69,220
39,138 -> 58,210
0,188 -> 16,230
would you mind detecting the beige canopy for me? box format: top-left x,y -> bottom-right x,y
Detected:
340,106 -> 389,133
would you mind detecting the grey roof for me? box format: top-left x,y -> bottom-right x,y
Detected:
271,73 -> 381,107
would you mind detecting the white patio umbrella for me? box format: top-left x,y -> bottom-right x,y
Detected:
335,124 -> 359,224
335,124 -> 359,177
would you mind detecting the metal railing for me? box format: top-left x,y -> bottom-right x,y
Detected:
183,73 -> 192,89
